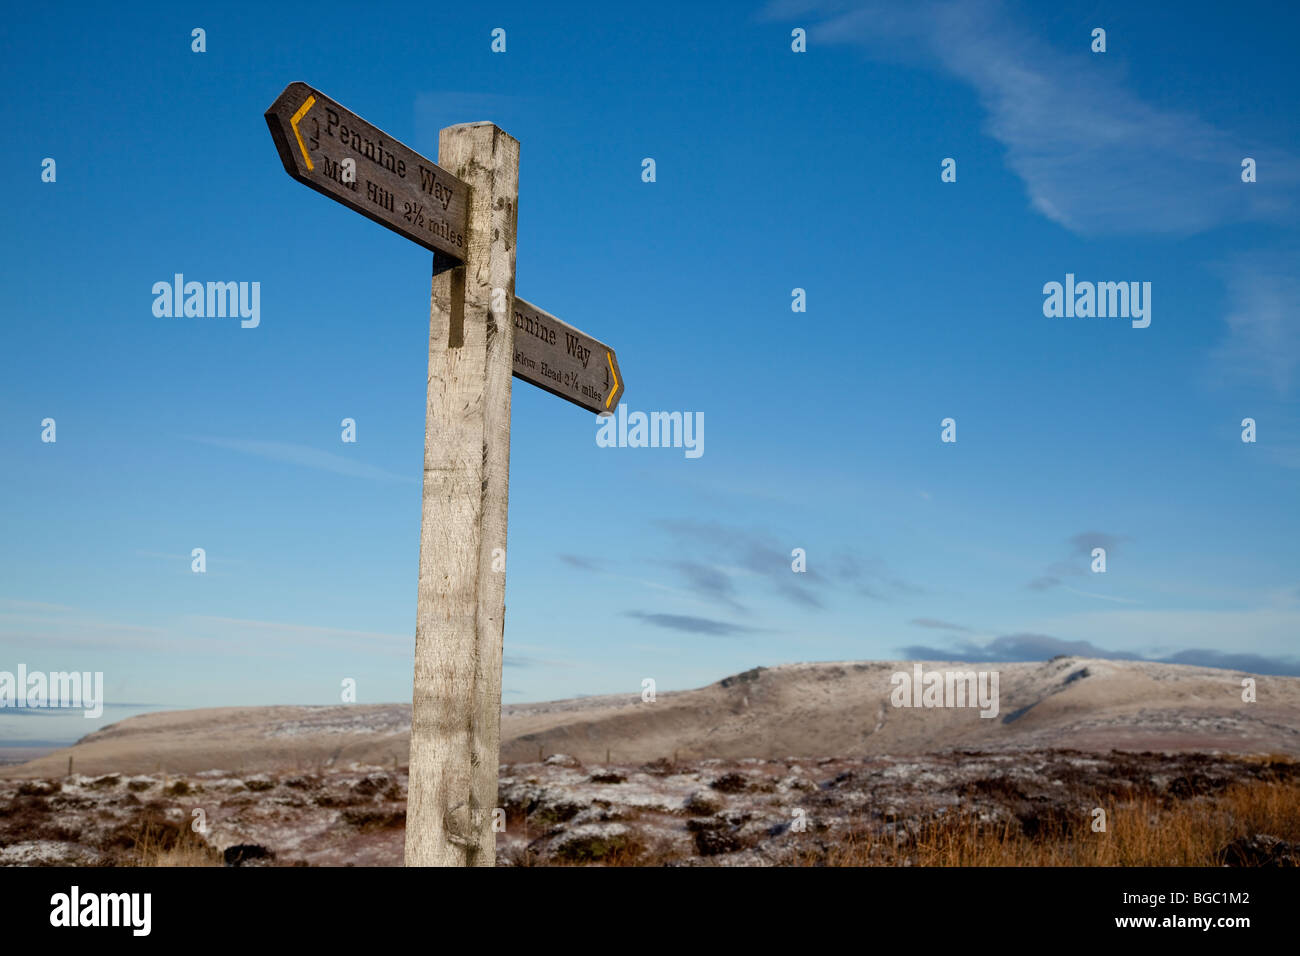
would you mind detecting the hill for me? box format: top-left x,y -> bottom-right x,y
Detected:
3,656 -> 1295,778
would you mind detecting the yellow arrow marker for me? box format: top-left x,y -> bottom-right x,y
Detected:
290,95 -> 317,171
605,351 -> 619,409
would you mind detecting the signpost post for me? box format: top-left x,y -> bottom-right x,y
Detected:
264,82 -> 626,867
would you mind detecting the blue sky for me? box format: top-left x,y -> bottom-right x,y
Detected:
2,0 -> 1298,743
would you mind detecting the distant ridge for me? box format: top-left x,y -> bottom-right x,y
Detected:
3,657 -> 1297,778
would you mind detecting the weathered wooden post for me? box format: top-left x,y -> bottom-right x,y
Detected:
406,123 -> 519,867
264,83 -> 625,867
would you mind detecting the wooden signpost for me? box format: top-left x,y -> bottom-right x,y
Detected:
513,297 -> 623,414
264,82 -> 626,867
265,82 -> 469,258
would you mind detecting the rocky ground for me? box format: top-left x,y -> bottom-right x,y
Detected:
2,749 -> 1297,866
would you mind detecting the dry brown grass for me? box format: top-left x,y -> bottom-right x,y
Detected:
139,840 -> 224,867
807,777 -> 1300,866
121,814 -> 224,867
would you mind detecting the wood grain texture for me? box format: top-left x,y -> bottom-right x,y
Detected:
406,123 -> 519,867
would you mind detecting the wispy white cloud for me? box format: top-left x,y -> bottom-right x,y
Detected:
774,0 -> 1300,395
1210,249 -> 1300,395
0,598 -> 78,613
0,600 -> 173,652
186,436 -> 416,484
0,600 -> 411,659
1059,585 -> 1140,605
765,0 -> 1300,236
185,615 -> 411,654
